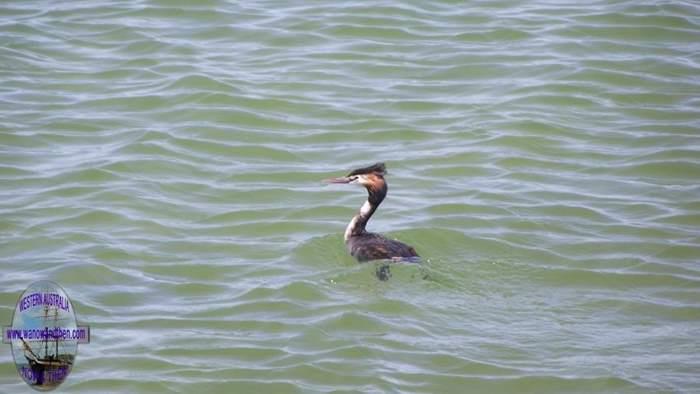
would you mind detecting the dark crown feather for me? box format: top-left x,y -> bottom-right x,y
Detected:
347,162 -> 386,177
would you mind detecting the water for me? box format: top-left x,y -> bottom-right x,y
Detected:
1,1 -> 699,392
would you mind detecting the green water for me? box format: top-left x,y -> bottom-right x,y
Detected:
1,1 -> 699,393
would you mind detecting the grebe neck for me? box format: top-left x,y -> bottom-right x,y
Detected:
344,184 -> 386,242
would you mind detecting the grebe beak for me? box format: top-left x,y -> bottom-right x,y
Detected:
323,176 -> 356,184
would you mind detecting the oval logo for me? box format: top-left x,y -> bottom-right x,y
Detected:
9,281 -> 79,391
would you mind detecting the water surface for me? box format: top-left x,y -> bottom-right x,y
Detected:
1,1 -> 699,392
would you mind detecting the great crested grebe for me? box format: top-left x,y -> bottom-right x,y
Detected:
324,162 -> 419,262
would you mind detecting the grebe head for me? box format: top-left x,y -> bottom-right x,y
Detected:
323,162 -> 386,190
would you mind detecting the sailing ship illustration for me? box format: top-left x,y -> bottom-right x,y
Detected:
18,302 -> 75,388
